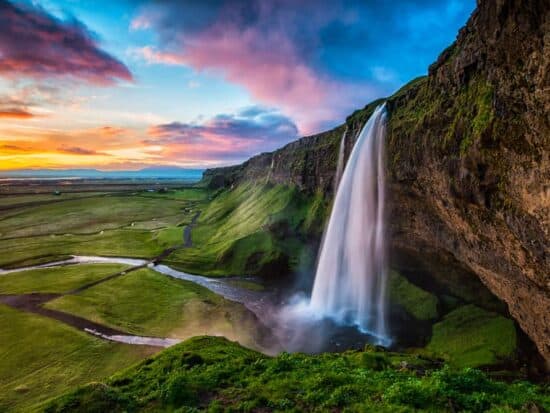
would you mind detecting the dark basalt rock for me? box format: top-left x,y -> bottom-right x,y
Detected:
385,0 -> 549,364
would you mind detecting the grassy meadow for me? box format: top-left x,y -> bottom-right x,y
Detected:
0,264 -> 129,294
165,183 -> 327,277
0,304 -> 155,412
45,268 -> 265,347
0,189 -> 205,268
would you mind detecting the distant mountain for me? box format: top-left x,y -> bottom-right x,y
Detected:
0,167 -> 204,180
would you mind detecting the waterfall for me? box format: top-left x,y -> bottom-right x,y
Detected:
334,126 -> 347,190
309,104 -> 390,345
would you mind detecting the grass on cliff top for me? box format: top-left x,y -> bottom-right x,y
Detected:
45,336 -> 549,413
389,270 -> 439,321
0,304 -> 155,412
426,304 -> 517,368
165,183 -> 327,277
45,268 -> 263,348
0,263 -> 129,294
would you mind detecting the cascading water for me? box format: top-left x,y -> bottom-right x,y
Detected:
334,126 -> 347,189
309,104 -> 390,345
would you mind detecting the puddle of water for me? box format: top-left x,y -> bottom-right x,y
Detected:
0,256 -> 147,275
85,328 -> 181,347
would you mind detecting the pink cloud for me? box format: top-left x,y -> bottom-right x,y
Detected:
132,2 -> 380,133
133,46 -> 186,66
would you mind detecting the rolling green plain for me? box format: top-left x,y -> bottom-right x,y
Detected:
0,183 -> 547,412
0,185 -> 268,411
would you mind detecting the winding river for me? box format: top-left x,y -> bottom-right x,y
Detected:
0,255 -> 272,348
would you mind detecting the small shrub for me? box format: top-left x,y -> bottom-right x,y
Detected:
161,373 -> 199,407
361,353 -> 390,371
383,377 -> 436,409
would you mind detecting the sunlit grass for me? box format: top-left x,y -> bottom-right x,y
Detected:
0,263 -> 128,294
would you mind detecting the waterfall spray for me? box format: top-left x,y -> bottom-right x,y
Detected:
309,104 -> 390,345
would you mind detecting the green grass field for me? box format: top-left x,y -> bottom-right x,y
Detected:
45,269 -> 263,347
0,264 -> 129,294
0,195 -> 186,238
0,190 -> 200,268
0,192 -> 107,209
0,305 -> 156,412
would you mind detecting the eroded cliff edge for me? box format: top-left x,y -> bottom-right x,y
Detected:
203,0 -> 549,363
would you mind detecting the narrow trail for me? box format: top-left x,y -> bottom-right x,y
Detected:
183,211 -> 201,248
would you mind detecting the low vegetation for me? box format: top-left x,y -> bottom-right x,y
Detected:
389,270 -> 439,321
426,305 -> 517,368
0,190 -> 199,268
45,336 -> 550,413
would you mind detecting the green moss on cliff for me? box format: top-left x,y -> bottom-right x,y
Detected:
426,305 -> 517,368
387,75 -> 495,164
389,271 -> 439,321
164,183 -> 326,277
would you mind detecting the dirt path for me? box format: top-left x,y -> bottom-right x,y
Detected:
0,292 -> 179,348
0,293 -> 128,336
68,264 -> 147,294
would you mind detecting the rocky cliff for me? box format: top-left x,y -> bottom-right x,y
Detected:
203,0 -> 549,364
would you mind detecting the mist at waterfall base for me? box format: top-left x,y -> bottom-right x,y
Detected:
272,105 -> 391,353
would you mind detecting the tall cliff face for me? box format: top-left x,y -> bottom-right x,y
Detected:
385,0 -> 549,363
202,99 -> 385,195
203,0 -> 549,362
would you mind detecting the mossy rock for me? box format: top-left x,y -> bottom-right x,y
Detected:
426,305 -> 517,368
389,270 -> 439,321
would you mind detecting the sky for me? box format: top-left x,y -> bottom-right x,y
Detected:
0,0 -> 475,170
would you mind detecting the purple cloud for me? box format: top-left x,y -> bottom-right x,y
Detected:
146,106 -> 298,164
56,146 -> 101,155
0,0 -> 132,84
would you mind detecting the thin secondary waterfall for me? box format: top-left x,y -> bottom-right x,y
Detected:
309,104 -> 390,345
334,126 -> 347,189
